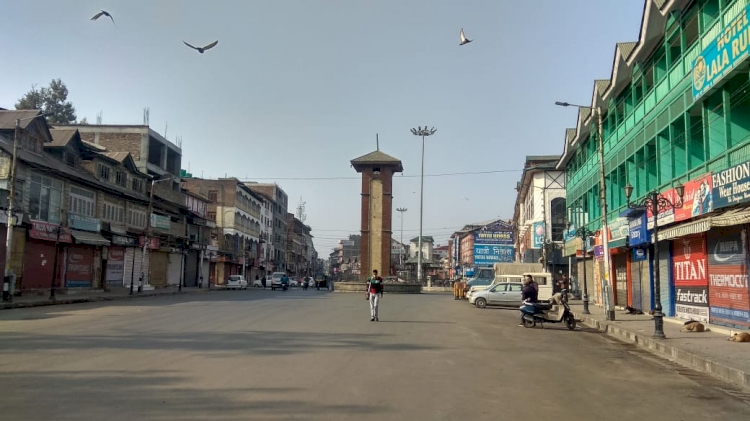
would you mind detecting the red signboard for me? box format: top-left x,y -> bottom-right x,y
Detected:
707,228 -> 750,328
29,221 -> 72,243
139,236 -> 160,250
675,173 -> 714,222
672,234 -> 709,323
65,246 -> 94,288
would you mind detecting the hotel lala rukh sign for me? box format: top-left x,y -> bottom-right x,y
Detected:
693,7 -> 750,100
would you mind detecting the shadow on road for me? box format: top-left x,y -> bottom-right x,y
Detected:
0,329 -> 442,355
0,370 -> 387,420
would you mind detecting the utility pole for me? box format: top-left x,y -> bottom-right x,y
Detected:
396,208 -> 407,268
141,175 -> 174,292
410,126 -> 436,287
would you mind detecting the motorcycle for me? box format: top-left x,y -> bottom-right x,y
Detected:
519,289 -> 576,330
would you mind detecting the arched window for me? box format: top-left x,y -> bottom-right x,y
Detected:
550,197 -> 567,242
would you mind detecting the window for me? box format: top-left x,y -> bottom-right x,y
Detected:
207,211 -> 216,221
508,284 -> 523,292
98,163 -> 111,181
116,171 -> 127,187
127,208 -> 147,228
69,186 -> 95,217
132,178 -> 144,193
28,173 -> 63,223
66,153 -> 76,168
103,202 -> 125,223
208,190 -> 218,202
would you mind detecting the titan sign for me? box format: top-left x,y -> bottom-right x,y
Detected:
693,6 -> 750,100
712,160 -> 750,208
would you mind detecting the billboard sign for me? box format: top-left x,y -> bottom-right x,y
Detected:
473,244 -> 514,266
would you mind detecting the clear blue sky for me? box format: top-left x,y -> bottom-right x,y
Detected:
0,0 -> 644,253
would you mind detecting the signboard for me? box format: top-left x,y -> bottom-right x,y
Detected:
608,217 -> 630,241
532,222 -> 545,249
0,211 -> 23,226
105,247 -> 125,285
692,5 -> 750,100
65,247 -> 93,288
473,230 -> 513,245
672,234 -> 709,323
647,187 -> 678,229
29,221 -> 72,243
632,248 -> 647,262
112,235 -> 138,247
473,244 -> 514,265
707,228 -> 750,327
150,213 -> 171,230
139,236 -> 160,250
712,161 -> 750,209
628,213 -> 650,246
68,213 -> 101,232
675,173 -> 713,221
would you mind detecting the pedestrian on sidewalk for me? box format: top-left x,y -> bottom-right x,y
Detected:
367,269 -> 384,321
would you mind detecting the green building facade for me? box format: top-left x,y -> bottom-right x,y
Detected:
560,0 -> 750,328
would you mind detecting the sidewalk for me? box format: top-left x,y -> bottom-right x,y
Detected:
569,301 -> 750,391
1,286 -> 214,310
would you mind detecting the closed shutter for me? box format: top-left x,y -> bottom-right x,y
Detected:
185,251 -> 199,287
614,254 -> 628,307
640,251 -> 651,312
149,251 -> 169,286
22,239 -> 62,290
630,256 -> 643,310
167,253 -> 182,285
123,247 -> 149,287
658,240 -> 673,316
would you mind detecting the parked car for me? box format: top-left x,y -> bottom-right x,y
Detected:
226,275 -> 248,290
271,272 -> 286,290
469,282 -> 525,308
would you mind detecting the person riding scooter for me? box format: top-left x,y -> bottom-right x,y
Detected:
281,274 -> 289,291
519,278 -> 538,326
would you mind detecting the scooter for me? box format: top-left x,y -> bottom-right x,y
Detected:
519,289 -> 576,330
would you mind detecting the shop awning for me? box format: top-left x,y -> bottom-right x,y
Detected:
657,218 -> 712,242
71,230 -> 111,246
712,208 -> 750,227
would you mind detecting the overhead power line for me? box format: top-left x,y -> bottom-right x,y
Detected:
238,169 -> 522,181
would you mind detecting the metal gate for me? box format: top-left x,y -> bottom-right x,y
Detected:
658,240 -> 673,316
184,251 -> 199,287
149,251 -> 169,287
614,253 -> 628,307
123,247 -> 149,287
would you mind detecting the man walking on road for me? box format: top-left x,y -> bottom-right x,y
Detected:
367,269 -> 384,321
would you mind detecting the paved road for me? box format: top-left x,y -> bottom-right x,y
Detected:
1,289 -> 748,421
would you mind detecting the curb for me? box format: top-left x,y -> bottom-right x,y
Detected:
1,288 -> 212,310
575,312 -> 750,391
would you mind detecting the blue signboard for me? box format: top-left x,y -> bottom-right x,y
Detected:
712,160 -> 750,209
628,213 -> 650,247
632,248 -> 647,262
692,5 -> 750,100
473,230 -> 513,245
473,244 -> 514,266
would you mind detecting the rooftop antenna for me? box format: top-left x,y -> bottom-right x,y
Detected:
96,110 -> 103,125
143,107 -> 150,125
296,197 -> 307,223
376,133 -> 379,151
164,121 -> 168,139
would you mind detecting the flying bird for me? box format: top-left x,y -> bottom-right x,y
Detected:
459,28 -> 472,45
91,10 -> 115,25
183,40 -> 219,54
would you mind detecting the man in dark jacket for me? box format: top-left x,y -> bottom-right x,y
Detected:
520,278 -> 538,326
367,269 -> 384,321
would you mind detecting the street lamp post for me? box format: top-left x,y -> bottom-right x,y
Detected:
625,182 -> 684,339
410,126 -> 436,287
568,223 -> 594,314
555,101 -> 615,320
140,175 -> 176,292
4,112 -> 49,302
396,207 -> 407,268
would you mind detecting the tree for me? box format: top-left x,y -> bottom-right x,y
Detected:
15,79 -> 77,124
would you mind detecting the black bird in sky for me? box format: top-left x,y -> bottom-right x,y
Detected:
91,10 -> 115,25
183,40 -> 219,54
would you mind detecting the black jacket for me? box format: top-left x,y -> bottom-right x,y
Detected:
522,284 -> 538,302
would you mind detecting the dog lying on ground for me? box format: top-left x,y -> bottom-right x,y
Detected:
728,332 -> 750,342
625,306 -> 644,315
680,320 -> 705,332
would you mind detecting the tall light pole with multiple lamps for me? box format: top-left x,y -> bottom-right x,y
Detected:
396,207 -> 407,268
4,112 -> 50,302
555,101 -> 615,320
625,182 -> 684,339
410,126 -> 436,287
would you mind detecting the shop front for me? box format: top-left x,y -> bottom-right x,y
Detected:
671,234 -> 709,323
707,227 -> 750,328
67,214 -> 110,289
627,211 -> 651,312
22,221 -> 71,291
